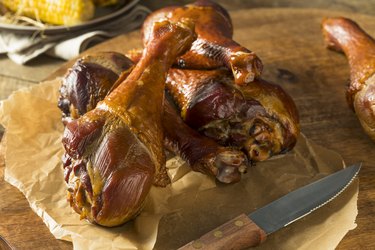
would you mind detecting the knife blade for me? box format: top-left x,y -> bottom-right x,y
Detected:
179,163 -> 361,250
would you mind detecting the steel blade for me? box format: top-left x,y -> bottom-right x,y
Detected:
249,163 -> 361,234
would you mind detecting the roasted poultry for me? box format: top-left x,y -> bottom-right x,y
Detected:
163,96 -> 248,183
61,20 -> 196,227
59,51 -> 248,184
166,68 -> 300,162
322,17 -> 375,141
140,0 -> 263,86
58,52 -> 134,125
59,0 -> 300,227
126,0 -> 300,162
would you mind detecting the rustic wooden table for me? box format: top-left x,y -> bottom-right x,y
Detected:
0,0 -> 374,249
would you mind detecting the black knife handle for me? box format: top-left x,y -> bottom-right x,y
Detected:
178,213 -> 267,250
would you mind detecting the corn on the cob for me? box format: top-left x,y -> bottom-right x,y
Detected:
0,0 -> 95,26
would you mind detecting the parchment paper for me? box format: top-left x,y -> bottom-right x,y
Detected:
0,79 -> 358,250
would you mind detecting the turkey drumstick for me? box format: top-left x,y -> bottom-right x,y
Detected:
166,68 -> 300,162
163,96 -> 248,183
59,51 -> 249,184
61,20 -> 196,227
141,0 -> 263,86
322,17 -> 375,141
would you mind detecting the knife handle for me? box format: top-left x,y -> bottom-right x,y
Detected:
178,213 -> 267,250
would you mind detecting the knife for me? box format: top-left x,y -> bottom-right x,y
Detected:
179,163 -> 361,250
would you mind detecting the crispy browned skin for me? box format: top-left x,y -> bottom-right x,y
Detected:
163,97 -> 248,183
58,52 -> 134,125
166,68 -> 300,162
141,0 -> 263,86
59,51 -> 249,184
61,20 -> 196,227
322,17 -> 375,141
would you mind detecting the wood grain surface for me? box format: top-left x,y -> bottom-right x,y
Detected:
1,7 -> 375,250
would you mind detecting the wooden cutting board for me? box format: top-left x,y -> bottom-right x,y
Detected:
1,8 -> 375,249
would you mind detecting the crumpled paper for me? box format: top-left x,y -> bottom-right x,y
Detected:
0,5 -> 149,64
0,79 -> 358,250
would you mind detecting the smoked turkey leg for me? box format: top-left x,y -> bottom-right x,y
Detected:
166,68 -> 300,162
322,17 -> 375,141
61,20 -> 196,227
141,0 -> 263,86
